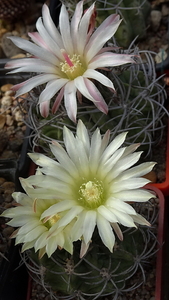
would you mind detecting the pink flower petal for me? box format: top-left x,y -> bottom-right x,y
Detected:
52,87 -> 64,114
40,100 -> 50,118
84,78 -> 108,114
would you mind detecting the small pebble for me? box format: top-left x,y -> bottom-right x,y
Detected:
1,84 -> 13,92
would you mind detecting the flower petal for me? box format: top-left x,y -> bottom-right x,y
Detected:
39,78 -> 68,103
64,81 -> 77,122
97,213 -> 115,252
83,78 -> 108,114
85,14 -> 121,61
59,3 -> 73,54
83,210 -> 96,244
83,69 -> 115,90
8,36 -> 57,65
88,53 -> 135,69
42,4 -> 63,48
12,74 -> 58,97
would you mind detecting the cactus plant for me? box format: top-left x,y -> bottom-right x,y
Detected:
23,198 -> 158,300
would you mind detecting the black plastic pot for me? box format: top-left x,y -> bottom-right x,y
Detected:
0,60 -> 31,300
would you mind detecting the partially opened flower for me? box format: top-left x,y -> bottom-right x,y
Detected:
1,179 -> 74,258
5,1 -> 135,122
2,119 -> 154,258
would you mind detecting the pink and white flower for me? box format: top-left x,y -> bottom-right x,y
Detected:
6,1 -> 135,122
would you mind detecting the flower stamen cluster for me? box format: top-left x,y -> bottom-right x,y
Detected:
78,180 -> 104,209
60,51 -> 85,80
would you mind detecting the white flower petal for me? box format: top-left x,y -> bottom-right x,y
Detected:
12,191 -> 32,206
132,213 -> 151,226
85,14 -> 121,61
46,234 -> 64,257
12,74 -> 58,97
97,213 -> 115,252
74,76 -> 96,102
36,17 -> 63,60
83,210 -> 96,244
50,142 -> 78,176
113,189 -> 153,202
111,209 -> 136,228
63,126 -> 89,171
59,4 -> 73,54
42,4 -> 63,48
70,0 -> 83,49
106,199 -> 136,215
41,200 -> 75,219
109,152 -> 143,179
64,81 -> 77,122
7,216 -> 37,227
34,231 -> 49,251
88,53 -> 135,69
58,206 -> 83,227
8,36 -> 57,65
21,241 -> 36,252
97,205 -> 118,223
83,78 -> 108,113
83,69 -> 115,90
118,162 -> 156,180
76,120 -> 90,156
71,211 -> 86,241
39,78 -> 69,103
28,32 -> 50,50
100,132 -> 127,163
111,178 -> 150,193
76,2 -> 95,54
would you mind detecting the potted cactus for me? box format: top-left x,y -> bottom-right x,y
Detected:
24,183 -> 166,300
1,122 -> 167,300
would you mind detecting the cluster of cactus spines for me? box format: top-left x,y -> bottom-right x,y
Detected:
61,0 -> 151,47
26,47 -> 167,158
22,198 -> 158,300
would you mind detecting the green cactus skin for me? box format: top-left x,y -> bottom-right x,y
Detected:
27,221 -> 157,300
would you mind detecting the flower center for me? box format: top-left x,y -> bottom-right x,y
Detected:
60,49 -> 86,80
43,214 -> 61,229
78,180 -> 104,209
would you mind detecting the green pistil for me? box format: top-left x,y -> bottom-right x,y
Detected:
78,180 -> 104,209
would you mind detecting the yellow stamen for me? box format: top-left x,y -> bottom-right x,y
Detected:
78,180 -> 104,208
60,50 -> 85,80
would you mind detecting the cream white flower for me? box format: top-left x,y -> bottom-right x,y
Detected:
3,119 -> 154,258
1,181 -> 74,258
5,1 -> 135,122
